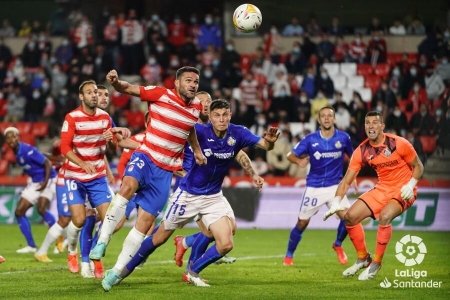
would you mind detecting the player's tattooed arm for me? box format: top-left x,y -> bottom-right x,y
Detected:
235,150 -> 256,177
235,150 -> 264,191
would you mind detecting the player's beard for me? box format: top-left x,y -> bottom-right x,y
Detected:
178,86 -> 195,102
199,112 -> 209,124
85,98 -> 98,110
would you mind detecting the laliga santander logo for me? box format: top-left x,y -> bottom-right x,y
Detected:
395,234 -> 427,267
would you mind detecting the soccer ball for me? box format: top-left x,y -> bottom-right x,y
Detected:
232,4 -> 262,33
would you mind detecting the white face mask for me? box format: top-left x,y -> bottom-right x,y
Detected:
300,96 -> 308,103
257,118 -> 265,125
148,58 -> 156,64
393,110 -> 401,117
32,92 -> 40,99
317,93 -> 324,98
270,28 -> 277,34
109,20 -> 116,26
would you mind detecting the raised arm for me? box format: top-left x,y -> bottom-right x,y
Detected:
106,70 -> 140,97
255,127 -> 280,151
187,127 -> 207,165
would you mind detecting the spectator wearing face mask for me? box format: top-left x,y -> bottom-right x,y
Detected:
198,13 -> 222,51
238,72 -> 262,107
151,40 -> 170,69
386,105 -> 408,137
349,34 -> 366,63
402,65 -> 425,99
222,40 -> 240,71
55,38 -> 74,68
295,91 -> 311,122
285,41 -> 307,75
388,66 -> 404,97
264,25 -> 282,64
168,15 -> 187,49
314,67 -> 334,98
425,65 -> 445,101
436,56 -> 450,81
120,9 -> 145,74
366,30 -> 387,64
335,104 -> 351,130
372,81 -> 397,113
140,55 -> 162,84
198,65 -> 216,95
409,103 -> 435,136
310,89 -> 329,118
407,82 -> 428,114
146,13 -> 168,37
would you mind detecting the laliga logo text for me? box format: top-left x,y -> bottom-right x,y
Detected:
379,234 -> 442,289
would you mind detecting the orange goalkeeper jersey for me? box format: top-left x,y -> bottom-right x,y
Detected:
348,133 -> 417,189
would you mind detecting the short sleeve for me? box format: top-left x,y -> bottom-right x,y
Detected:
238,126 -> 261,149
139,86 -> 165,102
397,137 -> 418,164
348,146 -> 363,172
291,136 -> 309,157
29,146 -> 46,165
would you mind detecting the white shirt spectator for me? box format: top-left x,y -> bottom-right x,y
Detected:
389,23 -> 406,35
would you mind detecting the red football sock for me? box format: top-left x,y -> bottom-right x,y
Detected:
373,224 -> 392,264
346,223 -> 368,260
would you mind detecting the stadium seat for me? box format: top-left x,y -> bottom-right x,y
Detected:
357,88 -> 373,102
357,64 -> 373,77
419,136 -> 437,154
405,112 -> 413,123
339,88 -> 354,105
387,53 -> 403,66
340,63 -> 357,77
374,64 -> 391,79
20,134 -> 36,146
408,53 -> 418,64
397,100 -> 409,112
0,159 -> 8,175
331,74 -> 347,90
31,122 -> 49,138
323,63 -> 340,76
15,122 -> 32,134
347,76 -> 365,89
0,122 -> 14,134
364,75 -> 382,93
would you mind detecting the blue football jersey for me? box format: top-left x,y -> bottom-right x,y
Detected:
180,123 -> 261,195
15,142 -> 57,182
291,129 -> 353,188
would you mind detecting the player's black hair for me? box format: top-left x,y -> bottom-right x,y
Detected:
209,99 -> 230,111
97,85 -> 108,90
176,66 -> 200,79
366,111 -> 384,123
318,106 -> 335,116
79,80 -> 97,94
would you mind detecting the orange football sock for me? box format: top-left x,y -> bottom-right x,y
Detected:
346,223 -> 368,259
373,224 -> 392,264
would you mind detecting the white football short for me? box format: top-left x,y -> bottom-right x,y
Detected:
298,184 -> 350,220
163,189 -> 235,230
21,177 -> 56,205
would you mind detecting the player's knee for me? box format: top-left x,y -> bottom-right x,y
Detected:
58,217 -> 70,228
14,209 -> 25,218
343,211 -> 357,226
36,206 -> 47,216
217,240 -> 233,254
119,180 -> 137,199
296,219 -> 309,230
71,216 -> 85,228
378,212 -> 393,225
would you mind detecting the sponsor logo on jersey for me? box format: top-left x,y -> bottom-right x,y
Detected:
313,151 -> 343,160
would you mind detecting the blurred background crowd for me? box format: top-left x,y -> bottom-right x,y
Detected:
0,0 -> 449,179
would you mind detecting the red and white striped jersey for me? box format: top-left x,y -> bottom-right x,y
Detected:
56,164 -> 66,186
60,106 -> 112,182
137,86 -> 202,171
117,132 -> 146,178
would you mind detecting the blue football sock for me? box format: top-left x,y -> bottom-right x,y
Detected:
184,232 -> 202,248
334,219 -> 348,247
90,222 -> 101,251
42,211 -> 56,227
80,215 -> 95,263
125,236 -> 158,278
17,216 -> 36,248
187,233 -> 214,267
190,244 -> 223,274
286,226 -> 304,258
151,224 -> 159,235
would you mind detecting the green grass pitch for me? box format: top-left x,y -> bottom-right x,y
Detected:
0,225 -> 449,299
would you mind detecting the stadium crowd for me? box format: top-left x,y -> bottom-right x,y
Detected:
0,7 -> 449,178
